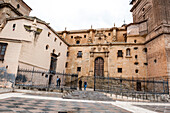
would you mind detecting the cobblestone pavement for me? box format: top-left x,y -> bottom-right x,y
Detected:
134,105 -> 170,113
0,97 -> 130,113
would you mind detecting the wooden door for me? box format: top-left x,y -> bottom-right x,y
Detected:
94,57 -> 104,76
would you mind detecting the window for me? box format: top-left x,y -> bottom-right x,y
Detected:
66,52 -> 69,57
134,40 -> 137,43
54,38 -> 57,42
76,40 -> 80,44
108,33 -> 111,36
142,8 -> 145,11
126,48 -> 131,56
134,62 -> 139,65
117,50 -> 123,57
143,48 -> 147,53
65,62 -> 68,68
0,43 -> 7,61
84,35 -> 86,38
48,32 -> 51,37
135,69 -> 139,73
144,63 -> 148,66
135,55 -> 138,59
71,36 -> 73,39
77,67 -> 81,72
60,42 -> 62,46
13,24 -> 16,31
154,59 -> 157,63
46,45 -> 49,50
118,68 -> 122,73
77,51 -> 82,58
134,47 -> 138,50
17,4 -> 20,9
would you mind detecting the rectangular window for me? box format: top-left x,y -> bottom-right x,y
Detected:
118,68 -> 122,73
84,35 -> 86,38
77,51 -> 82,58
66,52 -> 69,57
0,43 -> 7,61
77,67 -> 81,72
117,50 -> 123,57
65,62 -> 68,68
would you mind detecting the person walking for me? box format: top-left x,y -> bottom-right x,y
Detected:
56,76 -> 59,87
58,78 -> 61,87
79,79 -> 82,90
84,81 -> 87,90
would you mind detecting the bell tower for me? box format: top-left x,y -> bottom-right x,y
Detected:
0,0 -> 32,25
130,0 -> 170,78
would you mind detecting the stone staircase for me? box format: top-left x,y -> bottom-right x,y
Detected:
63,90 -> 114,101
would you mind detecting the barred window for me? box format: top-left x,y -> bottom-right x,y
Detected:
0,43 -> 7,61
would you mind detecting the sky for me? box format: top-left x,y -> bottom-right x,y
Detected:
24,0 -> 133,31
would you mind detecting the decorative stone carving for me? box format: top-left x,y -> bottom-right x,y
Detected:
24,19 -> 43,43
88,37 -> 93,43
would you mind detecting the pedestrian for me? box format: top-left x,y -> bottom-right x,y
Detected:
56,76 -> 59,87
84,81 -> 87,90
58,78 -> 61,87
79,79 -> 82,90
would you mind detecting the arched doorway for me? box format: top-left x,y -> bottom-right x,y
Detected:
94,57 -> 104,76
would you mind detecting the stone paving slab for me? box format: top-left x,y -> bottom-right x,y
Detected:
0,97 -> 131,113
63,91 -> 114,101
134,105 -> 170,113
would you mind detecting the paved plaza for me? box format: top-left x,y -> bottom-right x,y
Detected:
0,92 -> 169,113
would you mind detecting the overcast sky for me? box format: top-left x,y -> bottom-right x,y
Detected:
24,0 -> 133,31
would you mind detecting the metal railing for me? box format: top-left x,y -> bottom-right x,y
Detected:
15,67 -> 78,91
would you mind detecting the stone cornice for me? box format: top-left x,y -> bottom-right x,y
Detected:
69,43 -> 145,47
57,27 -> 126,34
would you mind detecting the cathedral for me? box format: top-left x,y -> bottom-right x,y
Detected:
0,0 -> 170,88
58,0 -> 170,79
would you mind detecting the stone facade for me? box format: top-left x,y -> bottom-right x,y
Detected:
57,26 -> 147,78
0,0 -> 170,90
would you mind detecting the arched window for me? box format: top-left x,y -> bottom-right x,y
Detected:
126,48 -> 131,56
46,45 -> 49,50
76,40 -> 80,44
